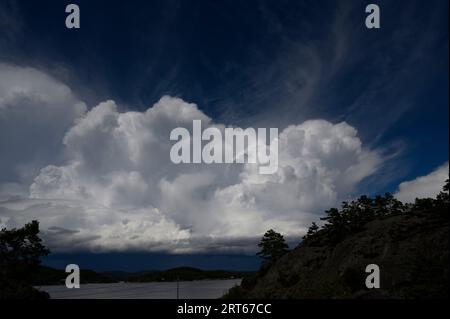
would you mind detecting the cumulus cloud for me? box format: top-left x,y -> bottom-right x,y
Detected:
395,162 -> 449,203
0,64 -> 383,253
0,198 -> 190,252
0,63 -> 86,188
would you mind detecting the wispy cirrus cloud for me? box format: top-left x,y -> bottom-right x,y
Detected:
0,63 -> 382,253
0,0 -> 447,254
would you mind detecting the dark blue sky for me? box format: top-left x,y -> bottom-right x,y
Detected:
1,0 -> 447,194
0,0 -> 448,270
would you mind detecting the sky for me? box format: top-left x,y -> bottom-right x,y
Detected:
0,0 -> 448,270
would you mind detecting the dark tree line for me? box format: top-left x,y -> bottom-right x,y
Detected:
0,221 -> 50,299
256,180 -> 449,261
227,179 -> 449,299
303,179 -> 449,246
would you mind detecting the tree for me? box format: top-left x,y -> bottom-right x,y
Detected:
303,222 -> 319,240
0,220 -> 50,299
257,229 -> 289,262
436,179 -> 449,204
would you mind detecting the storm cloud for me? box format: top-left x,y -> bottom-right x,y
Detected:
0,64 -> 385,253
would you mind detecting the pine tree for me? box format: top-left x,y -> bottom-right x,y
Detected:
256,229 -> 289,262
303,222 -> 319,240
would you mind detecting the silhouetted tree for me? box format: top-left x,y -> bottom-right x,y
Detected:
0,221 -> 50,299
234,178 -> 449,298
303,179 -> 449,246
303,222 -> 319,240
436,179 -> 449,204
316,193 -> 408,244
257,229 -> 289,262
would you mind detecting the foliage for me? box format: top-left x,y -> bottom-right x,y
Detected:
256,229 -> 289,262
0,221 -> 50,299
303,222 -> 319,240
228,179 -> 449,298
302,181 -> 449,246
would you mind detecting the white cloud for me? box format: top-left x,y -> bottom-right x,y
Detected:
0,63 -> 86,187
395,162 -> 449,203
0,64 -> 383,253
0,198 -> 190,252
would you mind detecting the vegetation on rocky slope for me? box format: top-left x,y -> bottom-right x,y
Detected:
225,180 -> 449,299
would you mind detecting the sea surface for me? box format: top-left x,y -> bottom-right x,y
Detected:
37,279 -> 241,299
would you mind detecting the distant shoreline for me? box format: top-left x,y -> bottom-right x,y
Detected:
34,266 -> 254,286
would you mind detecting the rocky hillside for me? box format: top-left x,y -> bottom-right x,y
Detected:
227,183 -> 449,299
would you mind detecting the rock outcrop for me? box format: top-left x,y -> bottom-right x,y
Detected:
228,189 -> 449,299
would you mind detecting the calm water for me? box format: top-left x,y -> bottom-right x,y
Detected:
37,279 -> 241,299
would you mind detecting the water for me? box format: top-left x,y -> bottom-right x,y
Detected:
37,279 -> 241,299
